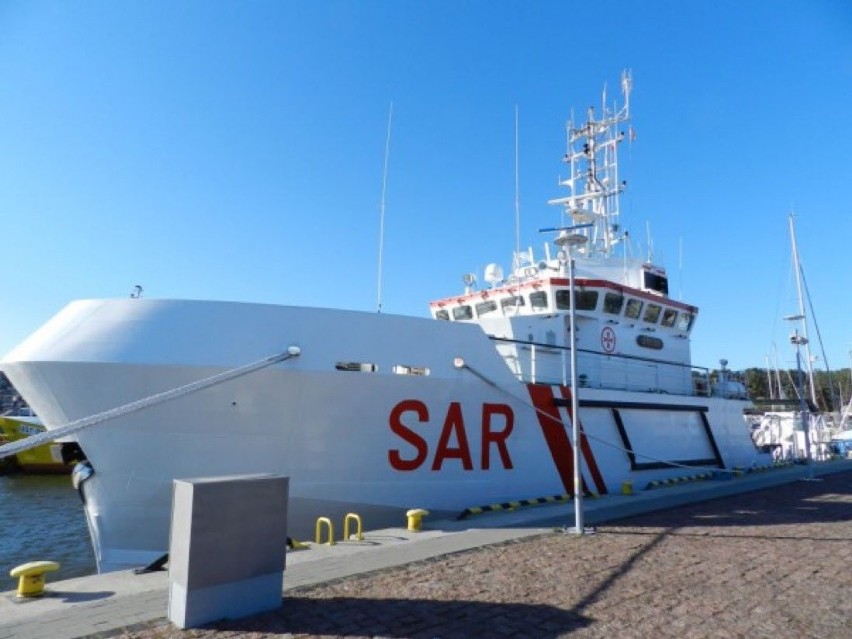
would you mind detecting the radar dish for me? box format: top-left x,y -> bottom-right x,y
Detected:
484,263 -> 504,285
554,232 -> 589,248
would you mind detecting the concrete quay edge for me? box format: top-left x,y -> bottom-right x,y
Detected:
1,458 -> 850,639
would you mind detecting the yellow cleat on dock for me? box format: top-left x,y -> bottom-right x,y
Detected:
10,561 -> 60,598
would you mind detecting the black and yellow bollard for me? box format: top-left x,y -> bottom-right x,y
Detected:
10,561 -> 60,598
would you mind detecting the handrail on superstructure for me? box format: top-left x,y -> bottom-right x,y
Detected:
489,335 -> 714,397
490,335 -> 706,372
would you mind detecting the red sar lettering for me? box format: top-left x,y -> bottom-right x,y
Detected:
388,400 -> 514,471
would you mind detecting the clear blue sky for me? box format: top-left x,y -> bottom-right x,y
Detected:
1,1 -> 851,376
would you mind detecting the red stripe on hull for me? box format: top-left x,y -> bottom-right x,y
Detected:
558,386 -> 608,495
527,384 -> 578,495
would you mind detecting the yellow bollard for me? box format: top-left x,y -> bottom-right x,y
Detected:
315,517 -> 335,545
287,538 -> 310,550
621,480 -> 633,495
406,508 -> 429,532
343,513 -> 364,541
10,561 -> 60,598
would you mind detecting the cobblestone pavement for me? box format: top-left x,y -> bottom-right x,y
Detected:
108,472 -> 852,639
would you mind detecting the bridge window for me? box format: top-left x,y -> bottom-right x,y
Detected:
643,271 -> 669,295
676,312 -> 695,331
529,291 -> 548,310
434,309 -> 449,321
661,308 -> 678,327
500,295 -> 525,310
476,300 -> 498,317
624,298 -> 643,319
452,305 -> 473,320
603,292 -> 625,314
555,289 -> 598,311
643,303 -> 662,324
636,335 -> 664,350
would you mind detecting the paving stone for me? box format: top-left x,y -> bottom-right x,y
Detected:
3,466 -> 851,639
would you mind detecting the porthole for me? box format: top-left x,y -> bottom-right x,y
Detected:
636,335 -> 664,350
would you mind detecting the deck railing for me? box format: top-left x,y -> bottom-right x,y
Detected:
490,336 -> 713,397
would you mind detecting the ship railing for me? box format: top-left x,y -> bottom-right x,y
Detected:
491,336 -> 712,397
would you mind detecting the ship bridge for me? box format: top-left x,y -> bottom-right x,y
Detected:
429,274 -> 703,397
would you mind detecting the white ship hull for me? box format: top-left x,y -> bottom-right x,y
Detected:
3,299 -> 764,573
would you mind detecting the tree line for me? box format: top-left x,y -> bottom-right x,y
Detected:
738,367 -> 852,413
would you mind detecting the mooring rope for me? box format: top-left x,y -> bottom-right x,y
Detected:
0,346 -> 301,461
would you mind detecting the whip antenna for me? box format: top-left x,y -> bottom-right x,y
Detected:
377,101 -> 393,313
515,105 -> 521,262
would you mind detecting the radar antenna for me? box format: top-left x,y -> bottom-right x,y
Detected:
547,70 -> 633,260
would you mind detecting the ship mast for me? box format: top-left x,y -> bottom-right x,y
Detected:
548,70 -> 632,260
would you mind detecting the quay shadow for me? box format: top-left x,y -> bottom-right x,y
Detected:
211,596 -> 591,638
50,590 -> 114,604
5,590 -> 114,606
598,470 -> 852,537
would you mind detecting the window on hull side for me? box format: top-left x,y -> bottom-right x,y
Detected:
336,362 -> 378,372
393,364 -> 430,376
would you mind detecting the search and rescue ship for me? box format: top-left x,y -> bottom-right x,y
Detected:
1,73 -> 767,572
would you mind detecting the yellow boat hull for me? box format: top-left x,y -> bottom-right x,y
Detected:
0,416 -> 72,474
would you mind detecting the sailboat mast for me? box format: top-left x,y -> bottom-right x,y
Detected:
765,356 -> 773,400
788,213 -> 818,406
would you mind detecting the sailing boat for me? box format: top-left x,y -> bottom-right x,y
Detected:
750,214 -> 838,460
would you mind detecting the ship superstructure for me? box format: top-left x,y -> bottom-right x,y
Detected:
430,71 -> 705,397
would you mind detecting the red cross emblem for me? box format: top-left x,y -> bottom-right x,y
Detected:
601,326 -> 616,353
